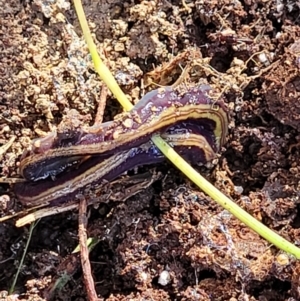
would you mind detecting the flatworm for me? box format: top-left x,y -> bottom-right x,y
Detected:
14,85 -> 229,207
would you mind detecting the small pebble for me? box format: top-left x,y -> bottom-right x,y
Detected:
158,270 -> 171,286
0,194 -> 11,211
276,253 -> 289,266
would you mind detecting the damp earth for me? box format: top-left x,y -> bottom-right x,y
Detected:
1,0 -> 300,300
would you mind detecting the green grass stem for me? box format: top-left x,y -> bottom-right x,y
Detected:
73,0 -> 300,258
9,221 -> 36,294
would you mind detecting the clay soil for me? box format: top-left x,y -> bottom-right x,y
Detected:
2,0 -> 300,300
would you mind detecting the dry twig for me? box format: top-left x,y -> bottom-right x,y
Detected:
0,136 -> 15,157
94,84 -> 108,125
78,198 -> 98,300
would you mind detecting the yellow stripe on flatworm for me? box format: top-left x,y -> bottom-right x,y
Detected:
20,151 -> 132,206
161,133 -> 217,162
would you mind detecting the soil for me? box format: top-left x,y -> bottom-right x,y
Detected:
1,0 -> 300,300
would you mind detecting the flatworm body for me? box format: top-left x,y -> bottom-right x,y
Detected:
14,85 -> 229,207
